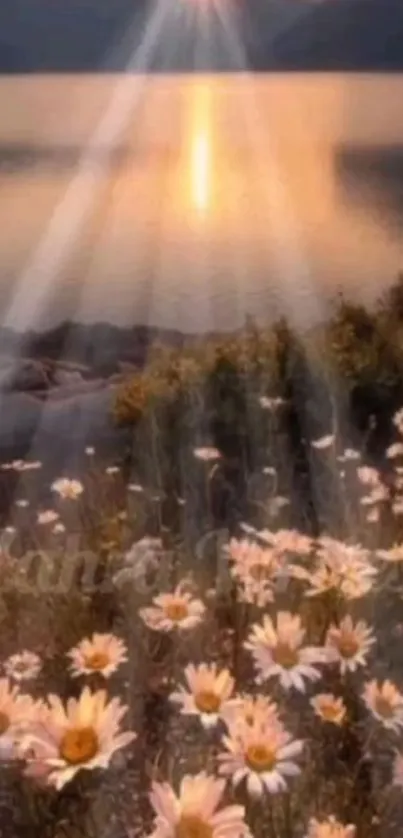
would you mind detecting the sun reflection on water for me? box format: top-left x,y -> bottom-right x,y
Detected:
190,84 -> 212,216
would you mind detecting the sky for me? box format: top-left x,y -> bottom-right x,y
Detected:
1,0 -> 403,73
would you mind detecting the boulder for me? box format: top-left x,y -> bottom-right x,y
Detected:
0,359 -> 51,392
0,392 -> 41,449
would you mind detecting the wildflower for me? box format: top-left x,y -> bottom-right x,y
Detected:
393,407 -> 403,428
67,633 -> 128,678
23,687 -> 136,790
305,816 -> 356,838
51,478 -> 84,501
307,539 -> 376,600
245,612 -> 328,692
359,485 -> 389,504
357,466 -> 380,486
128,483 -> 144,493
262,466 -> 276,476
147,772 -> 250,838
227,538 -> 280,607
19,461 -> 42,472
221,694 -> 281,734
52,522 -> 66,534
362,680 -> 403,731
268,528 -> 313,556
15,500 -> 29,509
325,616 -> 375,674
140,582 -> 205,632
392,498 -> 403,516
85,447 -> 95,456
4,652 -> 42,683
114,536 -> 162,590
219,722 -> 303,797
259,396 -> 286,410
193,447 -> 221,462
0,679 -> 41,760
377,544 -> 403,563
310,694 -> 346,725
338,449 -> 360,462
37,510 -> 59,526
366,508 -> 380,523
386,443 -> 403,459
170,664 -> 236,728
106,466 -> 120,475
311,435 -> 335,450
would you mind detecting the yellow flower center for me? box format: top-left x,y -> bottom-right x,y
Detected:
374,696 -> 394,719
176,815 -> 213,838
59,727 -> 99,765
165,600 -> 189,623
249,563 -> 272,582
84,652 -> 110,671
0,712 -> 10,735
337,634 -> 359,659
272,642 -> 299,669
194,690 -> 221,714
320,702 -> 343,723
246,743 -> 277,772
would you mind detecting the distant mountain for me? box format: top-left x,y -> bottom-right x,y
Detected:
0,0 -> 402,72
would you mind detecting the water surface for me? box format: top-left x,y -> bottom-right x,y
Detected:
0,73 -> 403,332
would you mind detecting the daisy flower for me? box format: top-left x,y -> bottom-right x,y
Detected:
310,694 -> 346,726
53,522 -> 66,534
227,538 -> 280,607
338,449 -> 360,462
67,633 -> 128,678
393,407 -> 403,429
362,679 -> 403,731
386,443 -> 403,460
0,679 -> 42,760
37,510 -> 60,526
4,651 -> 42,683
147,772 -> 250,838
193,447 -> 221,462
377,544 -> 403,563
325,616 -> 375,674
356,466 -> 380,486
22,687 -> 136,790
245,612 -> 328,692
170,664 -> 236,729
259,396 -> 286,410
305,816 -> 356,838
51,478 -> 84,501
307,539 -> 377,600
221,694 -> 281,734
140,582 -> 205,633
260,528 -> 313,556
311,435 -> 335,450
219,721 -> 303,797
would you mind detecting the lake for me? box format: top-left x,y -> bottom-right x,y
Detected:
0,73 -> 403,333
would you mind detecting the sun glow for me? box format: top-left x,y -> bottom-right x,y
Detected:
190,85 -> 212,214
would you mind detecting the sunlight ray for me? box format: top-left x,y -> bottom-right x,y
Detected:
2,0 -> 176,335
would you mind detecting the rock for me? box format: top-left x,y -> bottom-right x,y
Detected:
0,360 -> 50,392
0,384 -> 130,462
0,392 -> 41,449
52,368 -> 83,386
